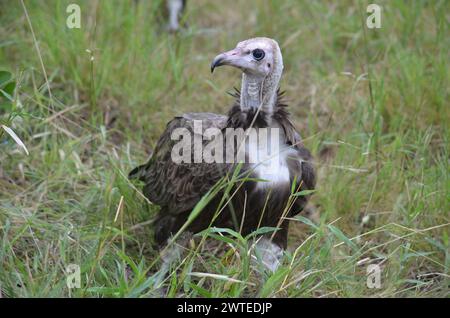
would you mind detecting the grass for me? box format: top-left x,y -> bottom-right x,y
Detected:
0,0 -> 448,297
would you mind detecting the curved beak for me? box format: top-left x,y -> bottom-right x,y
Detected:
210,48 -> 243,73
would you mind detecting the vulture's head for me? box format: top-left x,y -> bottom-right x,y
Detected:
211,37 -> 283,79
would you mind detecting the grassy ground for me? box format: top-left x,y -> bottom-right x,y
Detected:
0,0 -> 448,297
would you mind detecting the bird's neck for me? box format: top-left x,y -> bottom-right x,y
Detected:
240,72 -> 279,122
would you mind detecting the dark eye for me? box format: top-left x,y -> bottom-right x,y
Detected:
252,49 -> 265,61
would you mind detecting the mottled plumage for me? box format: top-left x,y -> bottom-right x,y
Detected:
130,90 -> 315,248
130,38 -> 315,253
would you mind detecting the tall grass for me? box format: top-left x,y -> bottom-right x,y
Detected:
0,0 -> 448,297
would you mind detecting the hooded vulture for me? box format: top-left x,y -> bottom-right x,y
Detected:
130,37 -> 315,267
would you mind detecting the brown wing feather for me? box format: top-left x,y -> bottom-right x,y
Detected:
132,112 -> 230,214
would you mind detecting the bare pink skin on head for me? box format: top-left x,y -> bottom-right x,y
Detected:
211,38 -> 284,116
